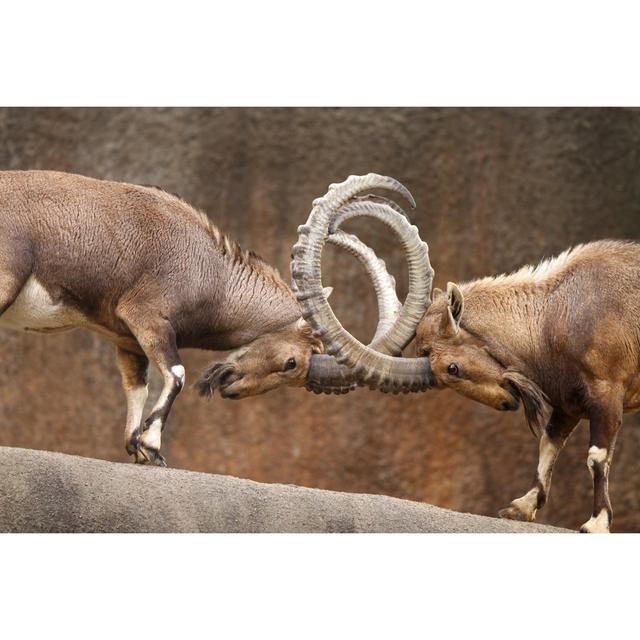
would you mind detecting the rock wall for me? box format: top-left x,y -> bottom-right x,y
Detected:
0,108 -> 638,531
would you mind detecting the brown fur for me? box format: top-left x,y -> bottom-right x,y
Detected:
194,320 -> 323,399
502,369 -> 550,438
130,182 -> 291,300
0,170 -> 321,464
416,240 -> 640,531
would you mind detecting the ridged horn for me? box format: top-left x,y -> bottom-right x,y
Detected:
297,227 -> 403,394
305,354 -> 357,395
293,173 -> 435,394
326,230 -> 401,346
303,228 -> 403,394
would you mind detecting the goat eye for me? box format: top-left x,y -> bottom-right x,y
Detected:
447,363 -> 459,377
284,357 -> 297,371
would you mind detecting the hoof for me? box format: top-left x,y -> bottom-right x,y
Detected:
498,505 -> 531,522
125,428 -> 142,456
579,511 -> 610,533
134,445 -> 167,467
126,439 -> 140,457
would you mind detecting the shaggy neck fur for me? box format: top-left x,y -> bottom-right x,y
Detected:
457,241 -> 632,375
147,184 -> 302,347
450,241 -> 636,435
222,256 -> 301,342
195,208 -> 301,343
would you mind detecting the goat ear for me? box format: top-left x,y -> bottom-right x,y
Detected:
432,287 -> 444,301
323,286 -> 333,299
446,282 -> 464,335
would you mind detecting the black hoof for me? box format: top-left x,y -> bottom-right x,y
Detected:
126,440 -> 139,456
134,445 -> 167,467
126,429 -> 142,456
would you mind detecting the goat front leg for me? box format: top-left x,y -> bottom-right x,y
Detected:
499,410 -> 578,522
118,306 -> 185,467
580,391 -> 623,533
116,346 -> 149,457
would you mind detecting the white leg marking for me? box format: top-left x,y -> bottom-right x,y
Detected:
149,366 -> 185,415
124,385 -> 148,441
580,509 -> 610,533
511,488 -> 539,521
140,365 -> 184,455
587,446 -> 608,465
171,365 -> 186,385
537,433 -> 559,490
140,418 -> 163,451
587,446 -> 608,480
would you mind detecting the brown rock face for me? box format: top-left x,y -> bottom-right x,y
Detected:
0,107 -> 639,531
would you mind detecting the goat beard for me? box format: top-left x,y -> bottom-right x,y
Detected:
502,369 -> 551,439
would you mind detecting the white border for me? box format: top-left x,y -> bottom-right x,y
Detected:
2,533 -> 638,638
2,1 -> 640,105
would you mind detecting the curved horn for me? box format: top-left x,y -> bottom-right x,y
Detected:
304,228 -> 402,395
294,204 -> 406,394
346,193 -> 411,222
292,174 -> 435,394
305,354 -> 357,395
292,228 -> 401,340
326,230 -> 401,346
328,199 -> 429,355
298,228 -> 403,395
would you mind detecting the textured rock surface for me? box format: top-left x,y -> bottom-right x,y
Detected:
0,447 -> 568,533
0,108 -> 638,531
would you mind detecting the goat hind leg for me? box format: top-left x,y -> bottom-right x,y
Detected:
499,410 -> 578,522
116,346 -> 149,458
580,396 -> 622,533
117,306 -> 184,466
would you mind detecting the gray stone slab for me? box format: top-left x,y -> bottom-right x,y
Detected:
0,447 -> 570,533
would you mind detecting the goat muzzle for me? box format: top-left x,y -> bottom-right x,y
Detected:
194,362 -> 243,398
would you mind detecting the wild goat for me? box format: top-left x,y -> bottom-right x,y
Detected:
409,240 -> 640,532
0,171 -> 434,466
257,177 -> 640,533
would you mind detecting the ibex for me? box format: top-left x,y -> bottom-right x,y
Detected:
291,180 -> 639,533
409,241 -> 640,533
0,171 -> 435,466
